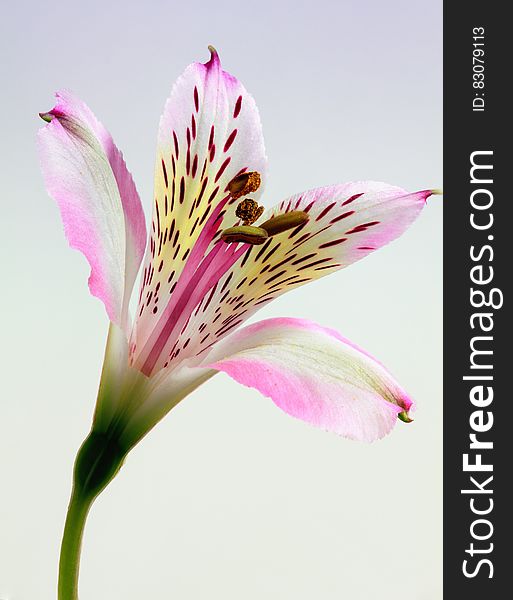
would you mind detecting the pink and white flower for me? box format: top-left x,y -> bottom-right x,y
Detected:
38,47 -> 433,451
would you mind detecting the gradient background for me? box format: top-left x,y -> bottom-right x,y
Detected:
0,1 -> 442,598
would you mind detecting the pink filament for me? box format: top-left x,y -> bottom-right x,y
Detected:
138,238 -> 248,376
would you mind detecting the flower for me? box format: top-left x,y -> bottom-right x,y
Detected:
38,47 -> 433,453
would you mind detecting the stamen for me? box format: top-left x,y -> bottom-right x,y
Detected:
228,171 -> 261,199
221,225 -> 269,245
260,211 -> 309,236
235,198 -> 265,225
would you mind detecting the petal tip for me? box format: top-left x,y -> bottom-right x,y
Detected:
39,111 -> 54,123
398,410 -> 414,424
206,45 -> 220,67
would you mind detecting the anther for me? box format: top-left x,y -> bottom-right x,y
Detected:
235,198 -> 265,225
259,211 -> 309,236
221,225 -> 269,245
228,171 -> 261,200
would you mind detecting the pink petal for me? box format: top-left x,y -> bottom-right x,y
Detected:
37,91 -> 146,329
205,317 -> 414,442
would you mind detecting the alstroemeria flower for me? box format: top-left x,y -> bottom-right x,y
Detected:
39,48 -> 432,453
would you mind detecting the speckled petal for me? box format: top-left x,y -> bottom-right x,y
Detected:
132,48 -> 267,359
175,182 -> 432,362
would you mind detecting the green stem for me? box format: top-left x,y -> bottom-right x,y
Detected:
58,490 -> 94,600
57,430 -> 127,600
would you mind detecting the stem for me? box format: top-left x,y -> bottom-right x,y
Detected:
58,490 -> 94,600
57,430 -> 126,600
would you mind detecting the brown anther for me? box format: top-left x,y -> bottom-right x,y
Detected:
235,198 -> 265,225
228,171 -> 261,200
221,225 -> 269,245
260,211 -> 309,236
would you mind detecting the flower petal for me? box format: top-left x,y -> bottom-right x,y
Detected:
175,182 -> 432,362
205,318 -> 413,442
37,91 -> 146,330
132,47 -> 267,351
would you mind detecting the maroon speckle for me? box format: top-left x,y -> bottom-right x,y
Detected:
262,243 -> 280,263
330,210 -> 355,224
291,253 -> 316,265
208,125 -> 215,148
152,306 -> 158,314
268,255 -> 297,272
161,159 -> 168,188
209,144 -> 216,162
265,270 -> 286,285
297,258 -> 332,271
207,186 -> 219,204
215,157 -> 231,182
199,204 -> 211,226
224,129 -> 238,152
155,198 -> 161,235
358,246 -> 376,250
240,247 -> 253,268
254,298 -> 273,307
288,222 -> 308,239
179,177 -> 185,203
173,131 -> 179,158
193,86 -> 199,112
200,158 -> 208,180
346,221 -> 380,234
221,272 -> 233,293
316,202 -> 337,221
319,237 -> 347,249
191,115 -> 197,140
191,154 -> 198,178
342,193 -> 364,206
254,238 -> 272,261
233,95 -> 242,118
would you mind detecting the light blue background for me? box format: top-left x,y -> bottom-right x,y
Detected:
0,1 -> 442,598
